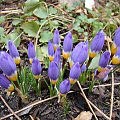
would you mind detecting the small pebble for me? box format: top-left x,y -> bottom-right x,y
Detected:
10,116 -> 13,120
1,105 -> 4,109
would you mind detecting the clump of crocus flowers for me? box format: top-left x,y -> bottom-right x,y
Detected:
0,27 -> 120,104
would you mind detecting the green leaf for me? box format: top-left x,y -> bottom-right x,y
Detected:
33,6 -> 48,18
21,21 -> 39,37
40,31 -> 53,43
49,20 -> 59,29
12,19 -> 23,26
0,27 -> 4,36
49,6 -> 57,14
23,0 -> 40,13
78,14 -> 88,22
73,20 -> 81,30
36,46 -> 44,61
0,16 -> 5,24
87,18 -> 95,24
88,54 -> 100,69
41,45 -> 48,57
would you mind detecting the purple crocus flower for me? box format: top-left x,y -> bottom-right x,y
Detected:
59,79 -> 70,94
0,52 -> 17,81
70,41 -> 88,67
32,58 -> 42,79
98,51 -> 110,72
94,65 -> 112,81
69,62 -> 81,84
89,30 -> 105,58
53,29 -> 60,51
63,32 -> 73,59
8,40 -> 21,65
28,42 -> 36,64
48,61 -> 60,85
113,27 -> 120,47
0,74 -> 14,91
54,47 -> 61,66
112,47 -> 120,64
81,63 -> 87,72
48,40 -> 54,61
111,27 -> 120,55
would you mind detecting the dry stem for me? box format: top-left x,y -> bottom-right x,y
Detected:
77,81 -> 98,120
110,72 -> 114,119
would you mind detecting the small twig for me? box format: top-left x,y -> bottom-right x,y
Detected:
29,115 -> 35,120
77,81 -> 98,120
0,9 -> 23,14
0,95 -> 21,120
110,72 -> 114,119
82,82 -> 120,90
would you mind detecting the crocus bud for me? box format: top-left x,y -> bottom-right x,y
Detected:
63,32 -> 73,59
69,62 -> 81,84
59,79 -> 70,94
98,51 -> 110,72
54,47 -> 61,66
32,58 -> 42,79
8,40 -> 21,65
53,29 -> 60,51
0,52 -> 17,81
70,41 -> 88,68
89,30 -> 105,58
0,74 -> 14,92
112,47 -> 120,64
48,61 -> 59,85
48,41 -> 54,61
111,27 -> 120,55
28,42 -> 35,64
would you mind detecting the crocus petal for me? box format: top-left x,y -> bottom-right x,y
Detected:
69,62 -> 81,79
0,52 -> 17,80
99,51 -> 110,68
0,74 -> 14,91
63,32 -> 73,59
112,47 -> 120,64
8,40 -> 20,64
28,42 -> 35,63
48,40 -> 54,61
70,41 -> 88,65
81,63 -> 87,72
90,30 -> 105,58
59,79 -> 70,94
48,61 -> 59,84
53,29 -> 60,50
113,27 -> 120,47
54,47 -> 61,66
32,58 -> 42,79
111,43 -> 118,55
95,66 -> 111,80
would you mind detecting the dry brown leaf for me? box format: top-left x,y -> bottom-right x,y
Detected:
74,111 -> 92,120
